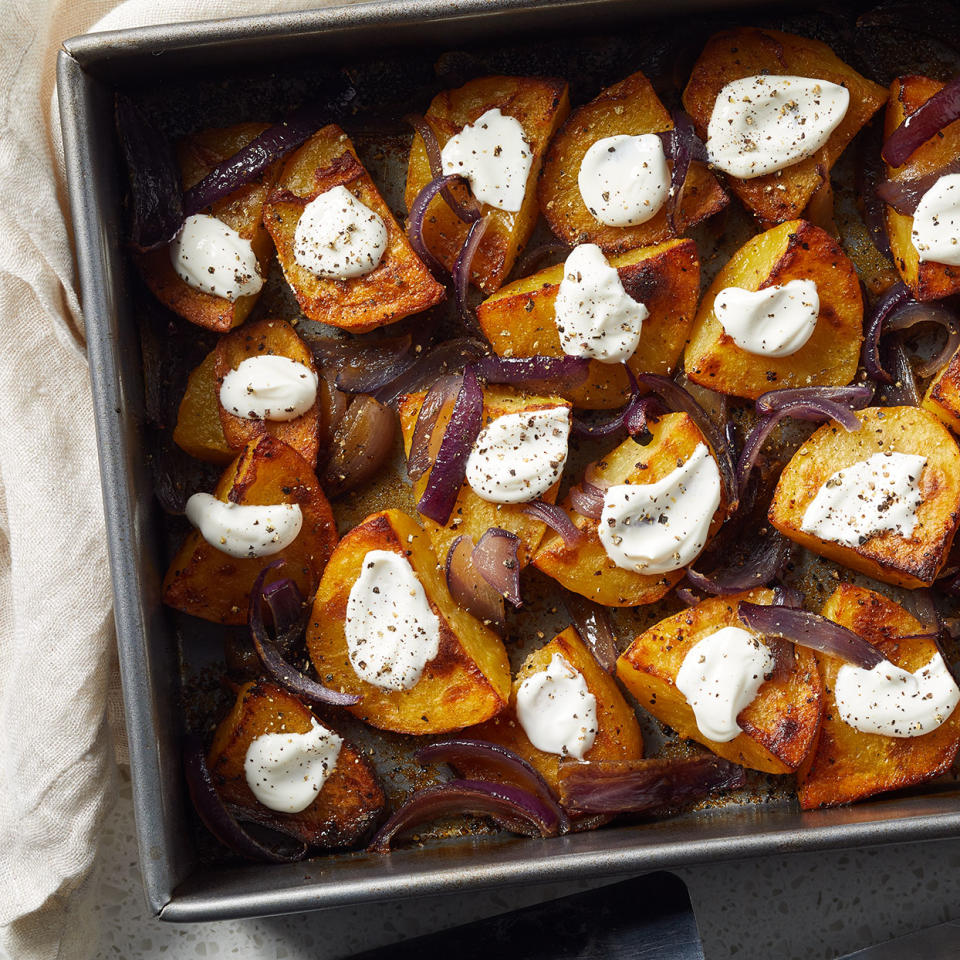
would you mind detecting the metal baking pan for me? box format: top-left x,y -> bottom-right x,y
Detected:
58,0 -> 960,923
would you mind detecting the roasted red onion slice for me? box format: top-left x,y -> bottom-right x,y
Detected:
676,586 -> 701,607
405,113 -> 481,223
564,593 -> 618,673
376,338 -> 489,407
877,158 -> 960,215
445,535 -> 505,632
474,354 -> 590,388
407,174 -> 470,276
520,500 -> 582,548
322,395 -> 397,497
686,531 -> 790,596
473,527 -> 523,608
260,576 -> 310,654
756,385 -> 874,415
569,479 -> 606,520
879,337 -> 921,406
863,281 -> 912,384
882,75 -> 960,168
406,374 -> 462,482
454,216 -> 489,324
516,241 -> 570,276
331,334 -> 417,394
664,110 -> 705,233
886,300 -> 960,377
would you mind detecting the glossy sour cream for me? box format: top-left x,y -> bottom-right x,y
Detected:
516,653 -> 598,760
244,717 -> 342,813
835,654 -> 960,738
912,173 -> 960,266
598,443 -> 721,575
219,355 -> 319,421
465,406 -> 571,504
169,214 -> 263,301
554,244 -> 649,364
184,493 -> 303,558
293,185 -> 388,279
577,134 -> 671,227
706,75 -> 850,179
800,452 -> 927,548
675,627 -> 773,743
440,108 -> 533,212
714,279 -> 820,357
345,550 -> 441,692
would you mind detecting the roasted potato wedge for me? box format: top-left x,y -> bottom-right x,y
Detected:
533,412 -> 726,606
404,75 -> 570,294
617,590 -> 822,774
683,220 -> 862,400
537,70 -> 727,253
477,239 -> 699,409
162,435 -> 338,624
173,349 -> 234,464
263,124 -> 445,332
306,509 -> 511,734
769,406 -> 960,587
135,123 -> 277,332
884,75 -> 960,301
208,681 -> 385,848
682,28 -> 887,223
923,344 -> 960,435
798,585 -> 960,809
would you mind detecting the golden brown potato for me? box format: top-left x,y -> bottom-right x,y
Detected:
208,681 -> 385,848
769,406 -> 960,588
263,124 -> 445,332
683,220 -> 862,400
617,590 -> 822,774
884,76 -> 960,301
537,71 -> 727,253
477,239 -> 700,409
533,412 -> 726,606
404,75 -> 570,294
923,345 -> 960,435
162,435 -> 338,625
798,584 -> 960,809
173,349 -> 234,464
306,509 -> 511,735
682,28 -> 887,223
213,317 -> 321,466
135,123 -> 278,333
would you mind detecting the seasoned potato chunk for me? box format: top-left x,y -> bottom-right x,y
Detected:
208,681 -> 385,848
533,412 -> 726,606
263,124 -> 445,332
477,239 -> 699,409
537,71 -> 727,253
683,220 -> 862,400
923,344 -> 960,435
173,349 -> 234,464
306,509 -> 511,734
162,435 -> 338,624
135,123 -> 277,332
769,406 -> 960,587
682,28 -> 887,223
404,75 -> 570,294
617,590 -> 822,774
798,585 -> 960,809
884,75 -> 960,301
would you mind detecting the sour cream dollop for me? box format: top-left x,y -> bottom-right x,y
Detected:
293,185 -> 388,279
912,173 -> 960,266
835,653 -> 960,738
706,75 -> 850,179
440,108 -> 533,212
170,213 -> 263,301
244,717 -> 342,813
598,442 -> 721,575
465,406 -> 570,504
345,550 -> 441,692
577,134 -> 670,227
185,493 -> 302,558
516,653 -> 598,760
675,627 -> 773,743
219,355 -> 319,421
800,451 -> 927,548
714,279 -> 820,357
554,244 -> 649,364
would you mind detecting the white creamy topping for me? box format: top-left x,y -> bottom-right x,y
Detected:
714,279 -> 820,357
577,134 -> 670,227
185,493 -> 302,559
675,627 -> 774,743
293,185 -> 388,279
465,406 -> 571,504
835,653 -> 960,738
598,443 -> 721,575
440,108 -> 533,212
516,653 -> 598,760
219,355 -> 318,422
244,717 -> 342,813
912,173 -> 960,266
554,244 -> 649,364
800,452 -> 927,548
345,550 -> 441,692
706,75 -> 850,179
169,213 -> 263,301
